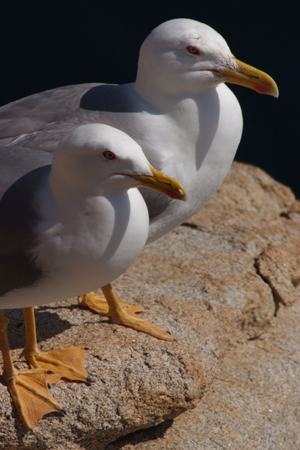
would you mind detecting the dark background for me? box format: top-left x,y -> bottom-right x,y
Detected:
1,2 -> 298,196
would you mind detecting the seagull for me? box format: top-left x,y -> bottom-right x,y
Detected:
0,123 -> 186,429
0,18 -> 278,340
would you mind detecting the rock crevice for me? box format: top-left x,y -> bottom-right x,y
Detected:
1,162 -> 300,449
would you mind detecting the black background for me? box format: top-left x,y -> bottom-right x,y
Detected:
1,2 -> 298,196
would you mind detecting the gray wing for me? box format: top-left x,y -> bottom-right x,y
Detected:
0,146 -> 52,198
0,166 -> 50,297
0,82 -> 147,152
0,82 -> 169,221
0,83 -> 99,151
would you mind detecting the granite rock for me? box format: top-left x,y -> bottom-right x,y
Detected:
1,162 -> 300,449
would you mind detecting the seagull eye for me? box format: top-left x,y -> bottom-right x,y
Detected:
103,150 -> 116,160
186,46 -> 200,55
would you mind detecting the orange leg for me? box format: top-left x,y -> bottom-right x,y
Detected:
21,307 -> 91,385
0,309 -> 62,429
79,290 -> 144,316
102,284 -> 173,341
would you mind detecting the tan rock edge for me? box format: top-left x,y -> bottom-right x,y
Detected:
1,162 -> 300,449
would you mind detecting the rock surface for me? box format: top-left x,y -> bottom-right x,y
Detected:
1,162 -> 300,449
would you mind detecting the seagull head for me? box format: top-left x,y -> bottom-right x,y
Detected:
135,18 -> 278,100
51,124 -> 186,200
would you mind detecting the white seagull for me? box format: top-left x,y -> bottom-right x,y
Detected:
0,18 -> 279,340
0,123 -> 186,429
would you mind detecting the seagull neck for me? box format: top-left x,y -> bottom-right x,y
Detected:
134,78 -> 184,113
48,167 -> 97,215
48,166 -> 129,221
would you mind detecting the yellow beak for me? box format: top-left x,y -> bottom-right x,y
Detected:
130,165 -> 187,201
216,58 -> 279,98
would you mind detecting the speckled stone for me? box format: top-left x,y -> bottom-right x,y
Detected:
1,162 -> 300,449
